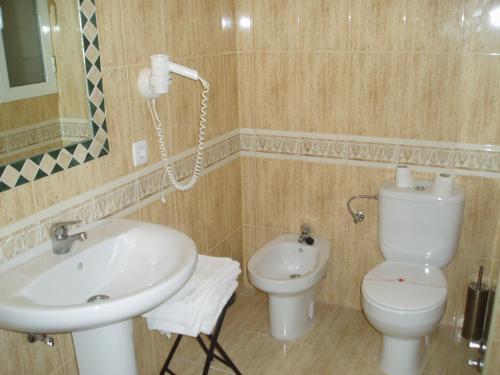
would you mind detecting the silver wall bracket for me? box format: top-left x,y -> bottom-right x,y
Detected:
346,194 -> 379,224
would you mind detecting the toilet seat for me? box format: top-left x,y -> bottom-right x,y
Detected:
362,261 -> 447,312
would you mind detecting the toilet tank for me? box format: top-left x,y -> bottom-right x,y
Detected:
378,180 -> 464,268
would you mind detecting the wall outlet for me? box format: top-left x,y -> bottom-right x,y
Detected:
132,140 -> 148,166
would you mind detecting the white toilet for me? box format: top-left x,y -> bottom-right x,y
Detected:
362,180 -> 464,375
247,234 -> 329,340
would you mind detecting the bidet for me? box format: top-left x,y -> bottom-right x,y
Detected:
247,233 -> 329,340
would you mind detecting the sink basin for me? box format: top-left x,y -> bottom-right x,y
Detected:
0,219 -> 198,333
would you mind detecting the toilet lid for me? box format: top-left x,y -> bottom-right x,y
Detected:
362,261 -> 447,311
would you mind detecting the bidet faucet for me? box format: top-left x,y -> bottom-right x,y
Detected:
50,221 -> 87,255
298,224 -> 311,243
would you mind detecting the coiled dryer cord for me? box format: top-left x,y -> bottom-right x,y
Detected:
147,77 -> 209,198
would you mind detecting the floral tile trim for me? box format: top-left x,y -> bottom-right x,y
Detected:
242,129 -> 500,175
1,128 -> 499,265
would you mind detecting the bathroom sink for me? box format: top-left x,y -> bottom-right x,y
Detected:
0,219 -> 198,333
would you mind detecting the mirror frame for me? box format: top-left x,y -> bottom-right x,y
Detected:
0,0 -> 108,192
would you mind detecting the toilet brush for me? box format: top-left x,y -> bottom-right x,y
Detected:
461,266 -> 489,341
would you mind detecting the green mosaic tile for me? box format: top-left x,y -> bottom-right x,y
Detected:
35,169 -> 48,180
0,181 -> 9,192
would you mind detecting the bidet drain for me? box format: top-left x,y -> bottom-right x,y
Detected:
289,274 -> 301,279
87,294 -> 110,303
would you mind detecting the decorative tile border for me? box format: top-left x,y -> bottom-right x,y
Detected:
0,0 -> 108,192
0,121 -> 60,155
1,128 -> 499,265
0,118 -> 91,162
241,129 -> 500,177
0,131 -> 240,264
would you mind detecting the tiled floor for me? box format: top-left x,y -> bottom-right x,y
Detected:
155,288 -> 478,375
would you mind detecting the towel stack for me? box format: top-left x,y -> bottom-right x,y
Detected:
144,255 -> 241,337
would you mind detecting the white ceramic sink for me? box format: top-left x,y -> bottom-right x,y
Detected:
0,219 -> 198,333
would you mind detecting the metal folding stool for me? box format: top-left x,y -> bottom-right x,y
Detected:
158,292 -> 241,375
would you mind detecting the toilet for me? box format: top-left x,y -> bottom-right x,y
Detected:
361,180 -> 464,375
247,234 -> 329,340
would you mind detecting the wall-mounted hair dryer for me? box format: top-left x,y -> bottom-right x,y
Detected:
138,54 -> 209,194
138,55 -> 200,98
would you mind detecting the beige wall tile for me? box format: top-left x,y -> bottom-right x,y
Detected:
300,52 -> 350,134
163,0 -> 197,58
55,333 -> 76,368
224,53 -> 240,131
132,317 -> 157,375
0,330 -> 64,374
350,0 -> 405,51
0,183 -> 36,227
240,157 -> 256,226
242,225 -> 256,286
221,0 -> 237,53
165,58 -> 201,154
195,0 -> 224,55
230,227 -> 244,270
140,194 -> 177,228
0,94 -> 59,132
349,53 -> 403,138
464,0 -> 500,53
456,176 -> 500,259
33,165 -> 93,212
458,54 -> 500,145
174,179 -> 208,253
404,0 -> 464,52
486,340 -> 500,373
55,50 -> 87,119
53,356 -> 79,375
91,67 -> 135,188
121,0 -> 164,65
252,0 -> 299,51
209,235 -> 232,258
198,55 -> 228,140
152,330 -> 175,373
235,0 -> 253,51
236,53 -> 254,129
295,161 -> 347,239
205,159 -> 242,249
401,53 -> 461,142
96,0 -> 125,68
254,158 -> 299,232
253,52 -> 300,131
299,0 -> 350,51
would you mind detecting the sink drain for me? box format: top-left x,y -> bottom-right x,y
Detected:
289,274 -> 301,279
87,294 -> 110,303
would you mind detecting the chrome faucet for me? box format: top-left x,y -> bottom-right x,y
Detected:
50,221 -> 87,255
298,224 -> 311,243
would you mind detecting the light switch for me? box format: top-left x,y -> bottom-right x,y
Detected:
132,140 -> 148,166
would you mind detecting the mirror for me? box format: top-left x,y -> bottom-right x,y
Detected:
0,0 -> 108,192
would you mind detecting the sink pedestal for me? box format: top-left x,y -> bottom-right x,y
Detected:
72,319 -> 138,375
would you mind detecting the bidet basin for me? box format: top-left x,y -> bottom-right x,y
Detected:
0,219 -> 198,333
247,234 -> 330,340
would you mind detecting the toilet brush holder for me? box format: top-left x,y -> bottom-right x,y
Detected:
462,266 -> 489,341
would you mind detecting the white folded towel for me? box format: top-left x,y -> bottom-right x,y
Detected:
144,255 -> 240,337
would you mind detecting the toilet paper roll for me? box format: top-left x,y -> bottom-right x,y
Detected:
432,173 -> 454,197
395,165 -> 415,188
